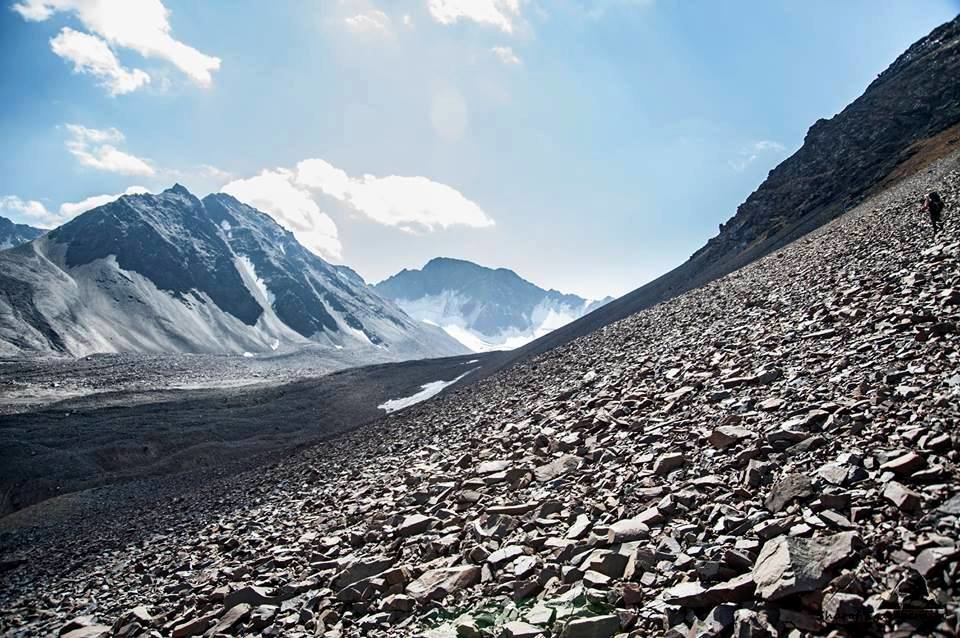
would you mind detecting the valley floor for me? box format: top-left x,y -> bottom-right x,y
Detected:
0,351 -> 494,535
1,154 -> 960,637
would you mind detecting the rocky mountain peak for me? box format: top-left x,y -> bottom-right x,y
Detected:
0,187 -> 466,359
163,182 -> 194,197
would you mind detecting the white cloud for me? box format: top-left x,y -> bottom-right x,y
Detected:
729,139 -> 787,172
344,9 -> 392,34
427,0 -> 520,33
295,158 -> 495,232
50,27 -> 150,95
752,140 -> 786,153
491,45 -> 521,65
0,196 -> 58,227
221,170 -> 343,260
58,186 -> 150,219
65,123 -> 155,176
198,164 -> 233,181
13,0 -> 221,87
220,158 -> 493,258
0,186 -> 148,228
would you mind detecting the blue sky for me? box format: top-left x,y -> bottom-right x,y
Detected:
1,1 -> 957,298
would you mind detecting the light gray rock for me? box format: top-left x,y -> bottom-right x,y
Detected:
752,532 -> 861,600
561,614 -> 620,638
406,565 -> 481,601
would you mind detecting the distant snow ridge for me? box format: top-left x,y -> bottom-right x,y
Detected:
374,257 -> 612,352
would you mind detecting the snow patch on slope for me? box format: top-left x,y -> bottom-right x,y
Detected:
378,369 -> 477,413
235,255 -> 275,309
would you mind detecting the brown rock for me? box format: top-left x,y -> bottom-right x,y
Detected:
882,481 -> 922,511
708,426 -> 755,449
533,455 -> 582,482
406,565 -> 481,601
879,452 -> 926,476
751,532 -> 861,600
822,592 -> 867,625
653,452 -> 685,475
764,473 -> 814,513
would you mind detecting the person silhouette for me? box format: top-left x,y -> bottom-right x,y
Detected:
919,191 -> 945,237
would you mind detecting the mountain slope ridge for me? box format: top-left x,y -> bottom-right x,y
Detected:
0,215 -> 44,250
0,185 -> 466,360
375,257 -> 612,351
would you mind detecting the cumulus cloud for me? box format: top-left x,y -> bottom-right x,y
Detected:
295,158 -> 495,232
427,0 -> 520,33
730,140 -> 787,172
221,170 -> 343,260
50,27 -> 150,95
65,124 -> 155,176
13,0 -> 221,88
58,185 -> 150,219
344,9 -> 392,34
0,196 -> 58,227
491,45 -> 521,65
0,186 -> 148,228
220,159 -> 493,258
198,164 -> 233,181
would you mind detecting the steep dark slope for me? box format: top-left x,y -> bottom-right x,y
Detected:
483,14 -> 960,376
0,216 -> 44,250
51,185 -> 263,325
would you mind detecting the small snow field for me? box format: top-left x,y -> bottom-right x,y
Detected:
378,368 -> 477,413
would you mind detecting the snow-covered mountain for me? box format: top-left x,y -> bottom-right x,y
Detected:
0,215 -> 44,250
374,257 -> 612,352
0,185 -> 467,360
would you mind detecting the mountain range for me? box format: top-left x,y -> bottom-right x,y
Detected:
374,257 -> 612,352
0,216 -> 44,250
0,185 -> 466,361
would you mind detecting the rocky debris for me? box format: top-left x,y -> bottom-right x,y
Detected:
883,481 -> 923,511
503,620 -> 546,637
707,425 -> 756,449
751,532 -> 860,600
653,452 -> 685,476
822,592 -> 867,625
4,134 -> 960,638
406,565 -> 481,602
560,615 -> 620,638
763,473 -> 814,513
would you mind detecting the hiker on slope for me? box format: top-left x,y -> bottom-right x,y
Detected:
919,191 -> 945,237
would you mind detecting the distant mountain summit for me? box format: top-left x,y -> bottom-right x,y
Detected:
0,215 -> 44,250
0,185 -> 466,360
375,257 -> 611,351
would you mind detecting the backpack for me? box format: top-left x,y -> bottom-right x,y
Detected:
929,192 -> 944,215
